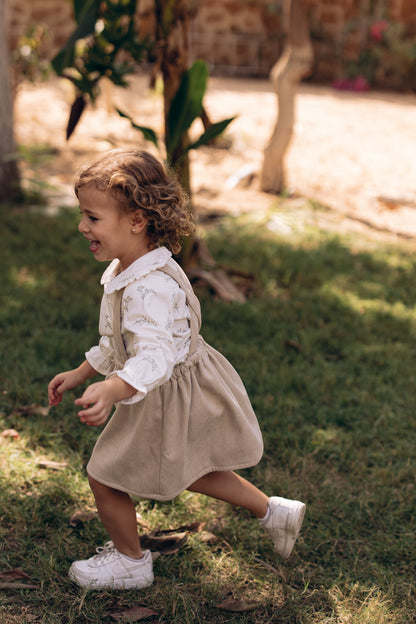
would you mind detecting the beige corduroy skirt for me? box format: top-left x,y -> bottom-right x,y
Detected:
87,261 -> 264,501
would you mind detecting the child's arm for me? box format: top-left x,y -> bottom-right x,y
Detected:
74,376 -> 136,427
48,360 -> 98,407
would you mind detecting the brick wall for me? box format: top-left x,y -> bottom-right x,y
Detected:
9,0 -> 416,84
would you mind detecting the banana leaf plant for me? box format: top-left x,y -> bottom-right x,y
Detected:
117,59 -> 235,174
51,0 -> 150,139
52,1 -> 234,172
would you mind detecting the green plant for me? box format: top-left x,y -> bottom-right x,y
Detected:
117,60 -> 235,167
51,0 -> 150,138
52,2 -> 234,166
12,25 -> 51,83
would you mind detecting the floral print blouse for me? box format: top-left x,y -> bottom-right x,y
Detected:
86,247 -> 191,404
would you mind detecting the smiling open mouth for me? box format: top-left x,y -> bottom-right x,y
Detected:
90,241 -> 100,253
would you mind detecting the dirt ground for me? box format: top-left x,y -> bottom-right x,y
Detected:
15,74 -> 416,241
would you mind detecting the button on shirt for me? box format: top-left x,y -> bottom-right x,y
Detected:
86,247 -> 191,404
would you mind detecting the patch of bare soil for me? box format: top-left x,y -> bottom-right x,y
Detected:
15,74 -> 416,242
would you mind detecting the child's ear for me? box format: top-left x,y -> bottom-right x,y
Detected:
131,210 -> 147,233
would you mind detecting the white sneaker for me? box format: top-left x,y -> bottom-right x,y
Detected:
262,496 -> 306,559
68,541 -> 154,590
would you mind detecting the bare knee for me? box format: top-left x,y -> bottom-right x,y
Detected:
88,474 -> 131,505
88,473 -> 101,492
88,474 -> 113,501
188,471 -> 228,493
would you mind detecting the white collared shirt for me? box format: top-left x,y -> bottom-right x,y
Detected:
86,247 -> 191,403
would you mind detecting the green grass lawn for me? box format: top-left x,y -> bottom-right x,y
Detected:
0,203 -> 415,623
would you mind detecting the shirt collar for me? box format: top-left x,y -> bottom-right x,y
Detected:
101,247 -> 172,293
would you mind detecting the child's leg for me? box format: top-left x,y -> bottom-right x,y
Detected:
68,476 -> 154,590
187,471 -> 269,518
88,475 -> 143,559
188,470 -> 306,559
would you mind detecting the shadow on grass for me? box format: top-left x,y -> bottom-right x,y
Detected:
0,207 -> 415,622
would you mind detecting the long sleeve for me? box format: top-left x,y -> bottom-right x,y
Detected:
110,274 -> 184,402
86,336 -> 114,377
86,262 -> 191,404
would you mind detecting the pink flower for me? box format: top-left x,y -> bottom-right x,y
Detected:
370,20 -> 389,42
332,78 -> 350,90
352,75 -> 370,92
332,76 -> 370,92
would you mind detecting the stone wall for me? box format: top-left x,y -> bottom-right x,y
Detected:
8,0 -> 416,85
189,0 -> 416,81
9,0 -> 74,54
304,0 -> 416,83
189,1 -> 285,77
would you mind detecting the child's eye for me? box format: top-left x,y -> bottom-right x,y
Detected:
79,210 -> 98,222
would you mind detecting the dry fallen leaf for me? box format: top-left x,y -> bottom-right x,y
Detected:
284,339 -> 303,353
205,516 -> 226,533
140,530 -> 187,555
135,522 -> 207,555
0,569 -> 38,590
36,459 -> 68,471
11,404 -> 51,417
376,196 -> 406,211
169,521 -> 202,533
110,606 -> 158,621
216,595 -> 259,612
69,510 -> 98,527
199,530 -> 217,544
253,556 -> 286,579
136,512 -> 152,530
1,429 -> 20,439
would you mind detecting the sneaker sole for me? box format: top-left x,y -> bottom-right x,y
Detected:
68,567 -> 154,591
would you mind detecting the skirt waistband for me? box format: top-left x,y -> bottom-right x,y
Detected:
170,335 -> 208,380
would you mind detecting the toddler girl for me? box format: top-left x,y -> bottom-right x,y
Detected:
48,149 -> 305,590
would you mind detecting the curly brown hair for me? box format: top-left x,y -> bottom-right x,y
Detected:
74,149 -> 194,254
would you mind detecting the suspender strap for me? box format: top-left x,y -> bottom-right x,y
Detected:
157,262 -> 201,355
112,288 -> 127,366
111,261 -> 201,364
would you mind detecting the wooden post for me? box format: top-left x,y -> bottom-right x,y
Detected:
260,0 -> 313,194
0,0 -> 22,203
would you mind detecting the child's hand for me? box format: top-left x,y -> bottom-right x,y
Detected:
48,370 -> 83,406
75,381 -> 114,427
48,361 -> 98,407
75,377 -> 136,427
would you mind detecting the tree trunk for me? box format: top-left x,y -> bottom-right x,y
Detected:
260,0 -> 313,194
154,0 -> 245,301
0,0 -> 22,203
154,0 -> 191,176
154,0 -> 193,264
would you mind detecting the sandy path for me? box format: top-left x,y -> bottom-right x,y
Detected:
15,75 -> 416,239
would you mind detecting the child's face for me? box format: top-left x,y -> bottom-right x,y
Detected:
78,184 -> 150,270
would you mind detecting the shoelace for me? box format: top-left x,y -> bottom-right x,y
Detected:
90,541 -> 118,567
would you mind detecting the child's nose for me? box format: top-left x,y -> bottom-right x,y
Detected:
78,215 -> 88,233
